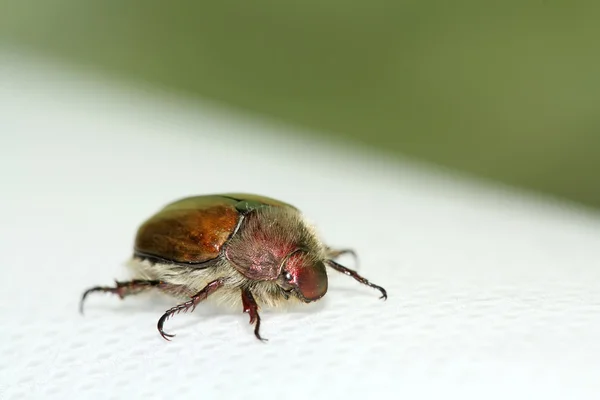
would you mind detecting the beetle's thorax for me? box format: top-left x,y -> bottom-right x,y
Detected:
224,206 -> 324,281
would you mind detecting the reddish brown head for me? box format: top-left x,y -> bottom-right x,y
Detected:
278,250 -> 328,302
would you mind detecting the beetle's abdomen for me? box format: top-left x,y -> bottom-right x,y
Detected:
135,204 -> 240,264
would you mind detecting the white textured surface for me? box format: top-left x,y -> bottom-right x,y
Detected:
1,52 -> 600,400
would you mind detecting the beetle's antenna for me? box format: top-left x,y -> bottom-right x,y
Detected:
325,260 -> 387,300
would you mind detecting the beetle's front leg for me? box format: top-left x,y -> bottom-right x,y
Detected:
241,288 -> 267,342
157,278 -> 225,341
326,247 -> 359,269
326,260 -> 387,300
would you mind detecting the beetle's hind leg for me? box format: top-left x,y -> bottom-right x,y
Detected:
157,278 -> 225,341
241,288 -> 267,342
80,279 -> 165,314
326,260 -> 387,300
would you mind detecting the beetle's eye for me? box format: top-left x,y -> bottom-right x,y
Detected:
284,271 -> 293,281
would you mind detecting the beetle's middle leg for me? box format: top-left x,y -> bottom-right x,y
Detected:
157,278 -> 226,341
241,288 -> 267,342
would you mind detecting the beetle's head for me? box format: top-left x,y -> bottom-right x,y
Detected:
277,249 -> 328,303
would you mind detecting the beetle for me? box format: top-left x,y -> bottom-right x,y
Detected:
80,193 -> 387,341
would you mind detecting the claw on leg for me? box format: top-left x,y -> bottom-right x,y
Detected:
241,288 -> 267,342
326,259 -> 387,300
156,278 -> 225,341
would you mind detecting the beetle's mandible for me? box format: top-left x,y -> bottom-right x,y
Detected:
80,193 -> 387,341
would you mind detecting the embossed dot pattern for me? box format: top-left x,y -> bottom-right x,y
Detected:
1,53 -> 600,400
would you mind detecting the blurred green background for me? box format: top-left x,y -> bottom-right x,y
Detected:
2,1 -> 599,207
